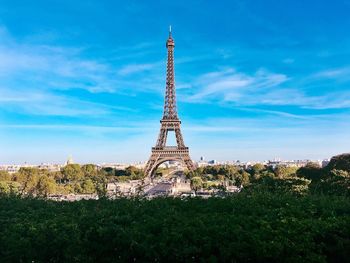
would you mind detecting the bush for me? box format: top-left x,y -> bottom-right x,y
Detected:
0,193 -> 349,262
325,153 -> 350,172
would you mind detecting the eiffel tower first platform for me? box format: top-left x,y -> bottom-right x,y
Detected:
144,28 -> 195,177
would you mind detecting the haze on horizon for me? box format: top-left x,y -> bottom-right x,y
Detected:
0,0 -> 350,164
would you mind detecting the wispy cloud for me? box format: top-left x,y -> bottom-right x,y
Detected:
0,29 -> 116,94
313,66 -> 350,80
0,90 -> 106,116
0,124 -> 155,132
179,67 -> 350,110
117,63 -> 159,76
0,25 -> 166,117
0,87 -> 137,117
183,67 -> 288,102
0,25 -> 163,96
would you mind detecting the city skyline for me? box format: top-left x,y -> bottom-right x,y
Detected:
1,1 -> 350,164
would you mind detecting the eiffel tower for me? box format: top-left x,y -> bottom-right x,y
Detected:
144,28 -> 195,177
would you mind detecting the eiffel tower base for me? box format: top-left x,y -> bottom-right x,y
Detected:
144,147 -> 195,177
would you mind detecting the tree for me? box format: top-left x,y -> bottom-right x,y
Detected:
274,165 -> 298,178
92,175 -> 107,197
0,181 -> 10,194
52,171 -> 64,184
190,177 -> 203,193
36,175 -> 56,197
82,164 -> 98,177
250,164 -> 266,181
103,167 -> 117,176
73,182 -> 83,194
235,171 -> 250,187
16,168 -> 40,195
217,174 -> 225,182
0,171 -> 12,181
313,169 -> 350,196
245,176 -> 311,195
296,163 -> 322,181
62,164 -> 83,182
125,166 -> 139,176
329,169 -> 350,178
325,154 -> 350,172
82,179 -> 95,194
252,164 -> 265,174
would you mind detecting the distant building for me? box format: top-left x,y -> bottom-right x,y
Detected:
66,155 -> 74,166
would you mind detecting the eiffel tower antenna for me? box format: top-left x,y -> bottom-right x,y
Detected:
144,29 -> 195,177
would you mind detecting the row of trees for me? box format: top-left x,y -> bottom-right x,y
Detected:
0,164 -> 145,197
1,153 -> 349,197
187,153 -> 350,196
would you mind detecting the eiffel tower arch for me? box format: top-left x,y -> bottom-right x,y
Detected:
144,28 -> 195,177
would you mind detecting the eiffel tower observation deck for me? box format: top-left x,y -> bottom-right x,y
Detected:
144,27 -> 195,177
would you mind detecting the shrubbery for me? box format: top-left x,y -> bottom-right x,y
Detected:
0,193 -> 349,262
0,153 -> 349,261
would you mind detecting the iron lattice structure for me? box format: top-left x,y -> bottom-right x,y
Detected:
144,29 -> 195,177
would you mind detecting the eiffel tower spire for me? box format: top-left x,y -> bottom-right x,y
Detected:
144,28 -> 195,177
163,26 -> 177,120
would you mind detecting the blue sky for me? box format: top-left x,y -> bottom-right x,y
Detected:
1,0 -> 350,164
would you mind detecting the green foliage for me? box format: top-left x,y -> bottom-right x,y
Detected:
0,181 -> 10,193
16,167 -> 40,195
81,164 -> 98,177
251,163 -> 266,174
326,153 -> 350,172
0,193 -> 349,262
274,165 -> 298,178
297,162 -> 323,181
245,175 -> 311,196
0,171 -> 12,181
312,169 -> 350,196
102,166 -> 144,181
62,164 -> 83,181
0,154 -> 349,261
1,153 -> 350,198
82,179 -> 95,194
0,171 -> 19,194
233,170 -> 250,186
202,180 -> 220,189
248,164 -> 268,181
188,165 -> 251,188
102,167 -> 115,176
190,176 -> 203,192
36,175 -> 56,197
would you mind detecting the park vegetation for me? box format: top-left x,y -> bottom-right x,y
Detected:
0,164 -> 145,197
1,154 -> 349,197
0,154 -> 349,262
186,153 -> 350,196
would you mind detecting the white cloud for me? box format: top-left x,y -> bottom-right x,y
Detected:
313,66 -> 350,80
117,63 -> 158,76
184,68 -> 288,102
0,87 -> 137,116
180,67 -> 350,110
0,25 -> 159,96
0,25 -> 164,117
